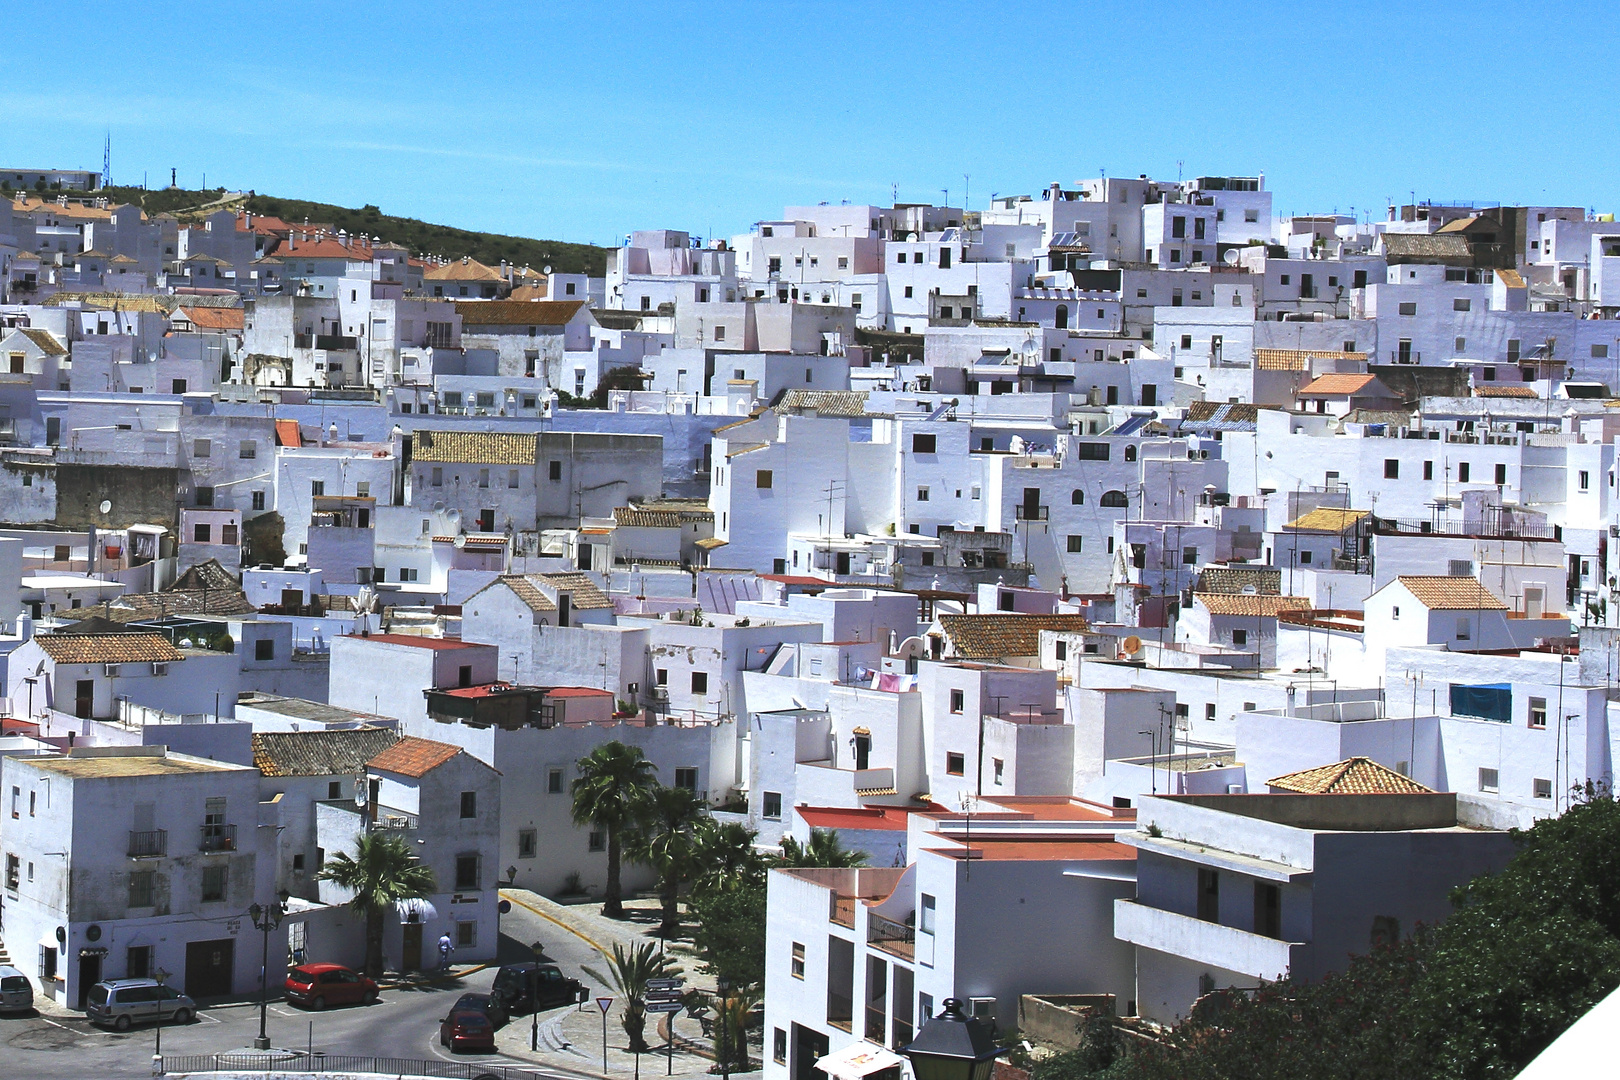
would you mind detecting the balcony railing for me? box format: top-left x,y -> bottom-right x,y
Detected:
865,1005 -> 887,1043
128,830 -> 167,858
199,824 -> 237,852
868,912 -> 916,960
827,992 -> 854,1032
1388,350 -> 1422,365
1015,505 -> 1049,521
370,810 -> 419,832
831,896 -> 856,928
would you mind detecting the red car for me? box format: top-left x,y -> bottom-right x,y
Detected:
285,964 -> 379,1010
440,1004 -> 497,1052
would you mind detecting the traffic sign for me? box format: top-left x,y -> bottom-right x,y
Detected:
646,977 -> 684,991
597,996 -> 614,1014
645,1001 -> 683,1013
643,991 -> 684,1004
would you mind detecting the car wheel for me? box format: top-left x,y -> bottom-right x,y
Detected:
172,1008 -> 192,1024
365,988 -> 379,1004
311,996 -> 326,1011
113,1015 -> 131,1032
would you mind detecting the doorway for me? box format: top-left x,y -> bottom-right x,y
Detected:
792,1023 -> 829,1080
184,939 -> 234,998
77,952 -> 102,1010
402,924 -> 423,971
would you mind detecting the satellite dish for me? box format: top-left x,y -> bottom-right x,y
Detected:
432,502 -> 446,514
454,535 -> 467,549
353,774 -> 368,807
1223,249 -> 1240,265
99,500 -> 112,514
447,510 -> 462,526
1123,635 -> 1143,654
543,264 -> 553,275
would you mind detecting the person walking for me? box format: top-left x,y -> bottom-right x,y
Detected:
438,932 -> 455,971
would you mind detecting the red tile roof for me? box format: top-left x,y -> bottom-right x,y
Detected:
346,633 -> 484,650
1299,373 -> 1378,396
368,735 -> 462,778
453,300 -> 589,327
1268,757 -> 1434,795
274,419 -> 303,447
177,306 -> 245,332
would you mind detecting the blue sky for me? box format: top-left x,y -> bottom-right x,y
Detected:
6,2 -> 1617,248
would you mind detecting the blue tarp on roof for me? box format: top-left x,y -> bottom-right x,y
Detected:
1450,682 -> 1512,723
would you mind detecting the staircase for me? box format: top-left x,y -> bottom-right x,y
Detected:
0,938 -> 12,967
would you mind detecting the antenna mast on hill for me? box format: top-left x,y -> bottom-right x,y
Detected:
103,131 -> 110,188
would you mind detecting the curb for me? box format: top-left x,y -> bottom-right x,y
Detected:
378,962 -> 490,990
501,890 -> 612,958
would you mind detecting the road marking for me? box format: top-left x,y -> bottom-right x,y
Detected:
195,1012 -> 222,1024
270,1007 -> 300,1017
500,890 -> 610,959
37,1016 -> 88,1037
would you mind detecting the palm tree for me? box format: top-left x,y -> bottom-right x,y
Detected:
584,941 -> 682,1052
626,785 -> 706,937
712,984 -> 763,1071
689,819 -> 765,894
572,741 -> 658,918
316,832 -> 437,977
776,828 -> 868,868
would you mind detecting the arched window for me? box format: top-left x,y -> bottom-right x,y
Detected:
1071,489 -> 1084,505
1101,490 -> 1128,508
1055,304 -> 1070,330
1124,445 -> 1137,462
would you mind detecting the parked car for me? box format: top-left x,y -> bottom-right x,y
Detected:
85,980 -> 195,1030
284,963 -> 379,1010
450,991 -> 509,1030
490,962 -> 585,1014
0,966 -> 34,1015
440,1002 -> 497,1052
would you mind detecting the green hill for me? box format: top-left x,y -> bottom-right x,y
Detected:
92,185 -> 610,276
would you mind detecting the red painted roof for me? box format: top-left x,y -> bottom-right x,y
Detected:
547,687 -> 613,698
926,839 -> 1136,862
439,682 -> 529,698
368,735 -> 462,777
274,419 -> 303,447
795,806 -> 914,832
347,633 -> 484,650
761,575 -> 829,586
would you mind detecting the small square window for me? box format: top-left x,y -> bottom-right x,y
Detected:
460,791 -> 477,818
790,943 -> 805,979
946,752 -> 965,775
518,829 -> 538,858
691,671 -> 709,695
950,689 -> 964,713
756,470 -> 772,489
1478,767 -> 1499,794
762,791 -> 783,820
588,830 -> 606,851
1533,778 -> 1552,799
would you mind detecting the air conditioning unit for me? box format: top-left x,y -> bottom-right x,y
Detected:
968,997 -> 996,1021
152,663 -> 168,676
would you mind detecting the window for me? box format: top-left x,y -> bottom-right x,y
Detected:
193,523 -> 212,543
1478,768 -> 1499,793
1456,617 -> 1471,641
1534,778 -> 1553,799
1055,640 -> 1067,661
756,470 -> 772,489
460,791 -> 477,818
1197,869 -> 1219,921
455,921 -> 477,948
1233,629 -> 1248,646
547,767 -> 564,794
1580,470 -> 1590,491
774,1028 -> 788,1064
193,438 -> 211,458
917,487 -> 930,502
255,639 -> 275,662
1454,298 -> 1471,311
993,758 -> 1004,784
1100,490 -> 1127,508
1423,460 -> 1434,480
946,752 -> 965,776
1183,545 -> 1198,565
1495,463 -> 1507,485
3,854 -> 15,890
1399,302 -> 1417,316
1071,489 -> 1084,505
310,480 -> 324,497
691,671 -> 709,695
239,439 -> 257,460
478,468 -> 489,489
127,945 -> 152,980
518,829 -> 537,858
549,460 -> 562,481
762,791 -> 783,820
920,894 -> 936,934
196,486 -> 215,507
949,689 -> 964,714
1254,882 -> 1282,938
201,865 -> 228,903
1458,462 -> 1470,483
1068,535 -> 1083,553
912,433 -> 936,454
508,469 -> 519,489
588,830 -> 606,851
128,870 -> 155,908
431,467 -> 443,487
455,854 -> 480,890
1299,550 -> 1313,565
791,943 -> 806,979
714,325 -> 725,341
1528,697 -> 1547,728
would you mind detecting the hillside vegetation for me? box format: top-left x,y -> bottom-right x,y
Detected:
92,185 -> 609,275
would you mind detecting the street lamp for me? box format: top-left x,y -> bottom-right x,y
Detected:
152,967 -> 171,1063
901,998 -> 1006,1080
716,976 -> 733,1080
248,894 -> 289,1050
530,939 -> 545,1052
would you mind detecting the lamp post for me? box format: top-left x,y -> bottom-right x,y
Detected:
530,939 -> 545,1052
152,966 -> 171,1064
900,998 -> 1007,1080
715,976 -> 732,1080
248,896 -> 288,1050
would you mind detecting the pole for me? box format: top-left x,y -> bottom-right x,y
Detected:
603,1007 -> 610,1074
308,1020 -> 313,1059
719,1000 -> 728,1080
256,918 -> 270,1049
668,1013 -> 674,1075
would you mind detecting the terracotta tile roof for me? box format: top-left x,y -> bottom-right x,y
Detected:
36,633 -> 185,664
1196,567 -> 1281,595
177,306 -> 245,332
1285,507 -> 1370,532
275,419 -> 304,447
454,300 -> 589,326
1299,373 -> 1377,395
478,575 -> 556,613
368,735 -> 463,778
412,429 -> 538,464
173,559 -> 240,591
937,614 -> 1092,660
1254,348 -> 1366,370
778,389 -> 871,417
1193,593 -> 1312,617
1395,575 -> 1508,611
253,728 -> 402,778
19,328 -> 67,356
535,571 -> 612,609
1184,401 -> 1261,423
271,236 -> 374,261
349,633 -> 484,650
1267,756 -> 1434,795
1475,385 -> 1537,398
56,589 -> 255,624
1496,268 -> 1526,288
425,258 -> 503,282
613,505 -> 711,528
1380,232 -> 1473,261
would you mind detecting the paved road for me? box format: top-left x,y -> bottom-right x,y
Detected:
0,898 -> 606,1080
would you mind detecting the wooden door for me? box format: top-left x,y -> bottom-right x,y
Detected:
184,939 -> 234,998
401,924 -> 422,971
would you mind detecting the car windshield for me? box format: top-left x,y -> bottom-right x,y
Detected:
87,985 -> 110,1005
2,976 -> 30,991
289,968 -> 317,982
457,1013 -> 490,1028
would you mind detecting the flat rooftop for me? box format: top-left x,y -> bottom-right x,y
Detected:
32,748 -> 238,778
237,694 -> 392,725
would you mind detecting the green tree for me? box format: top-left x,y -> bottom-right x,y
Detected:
626,784 -> 707,937
689,818 -> 766,894
688,879 -> 768,990
571,741 -> 658,918
584,941 -> 682,1052
315,832 -> 437,977
711,983 -> 763,1071
776,829 -> 868,868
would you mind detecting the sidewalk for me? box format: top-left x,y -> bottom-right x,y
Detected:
495,890 -> 760,1079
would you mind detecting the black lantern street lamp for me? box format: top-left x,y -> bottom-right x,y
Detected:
248,896 -> 288,1050
716,976 -> 733,1080
901,999 -> 1006,1080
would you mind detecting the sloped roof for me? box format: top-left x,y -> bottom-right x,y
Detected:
19,328 -> 67,356
1299,373 -> 1380,396
1268,756 -> 1434,795
1475,385 -> 1538,398
1285,507 -> 1370,532
173,559 -> 240,592
613,505 -> 712,528
482,575 -> 556,613
1497,268 -> 1526,288
1183,401 -> 1260,424
937,614 -> 1091,660
368,735 -> 463,778
1380,232 -> 1473,261
253,728 -> 402,778
177,306 -> 245,332
275,419 -> 303,447
778,389 -> 871,417
55,589 -> 256,624
1194,593 -> 1312,617
36,633 -> 185,664
453,300 -> 589,326
1394,575 -> 1508,610
534,571 -> 612,609
412,429 -> 538,464
1196,567 -> 1280,595
425,258 -> 503,282
1254,348 -> 1366,371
